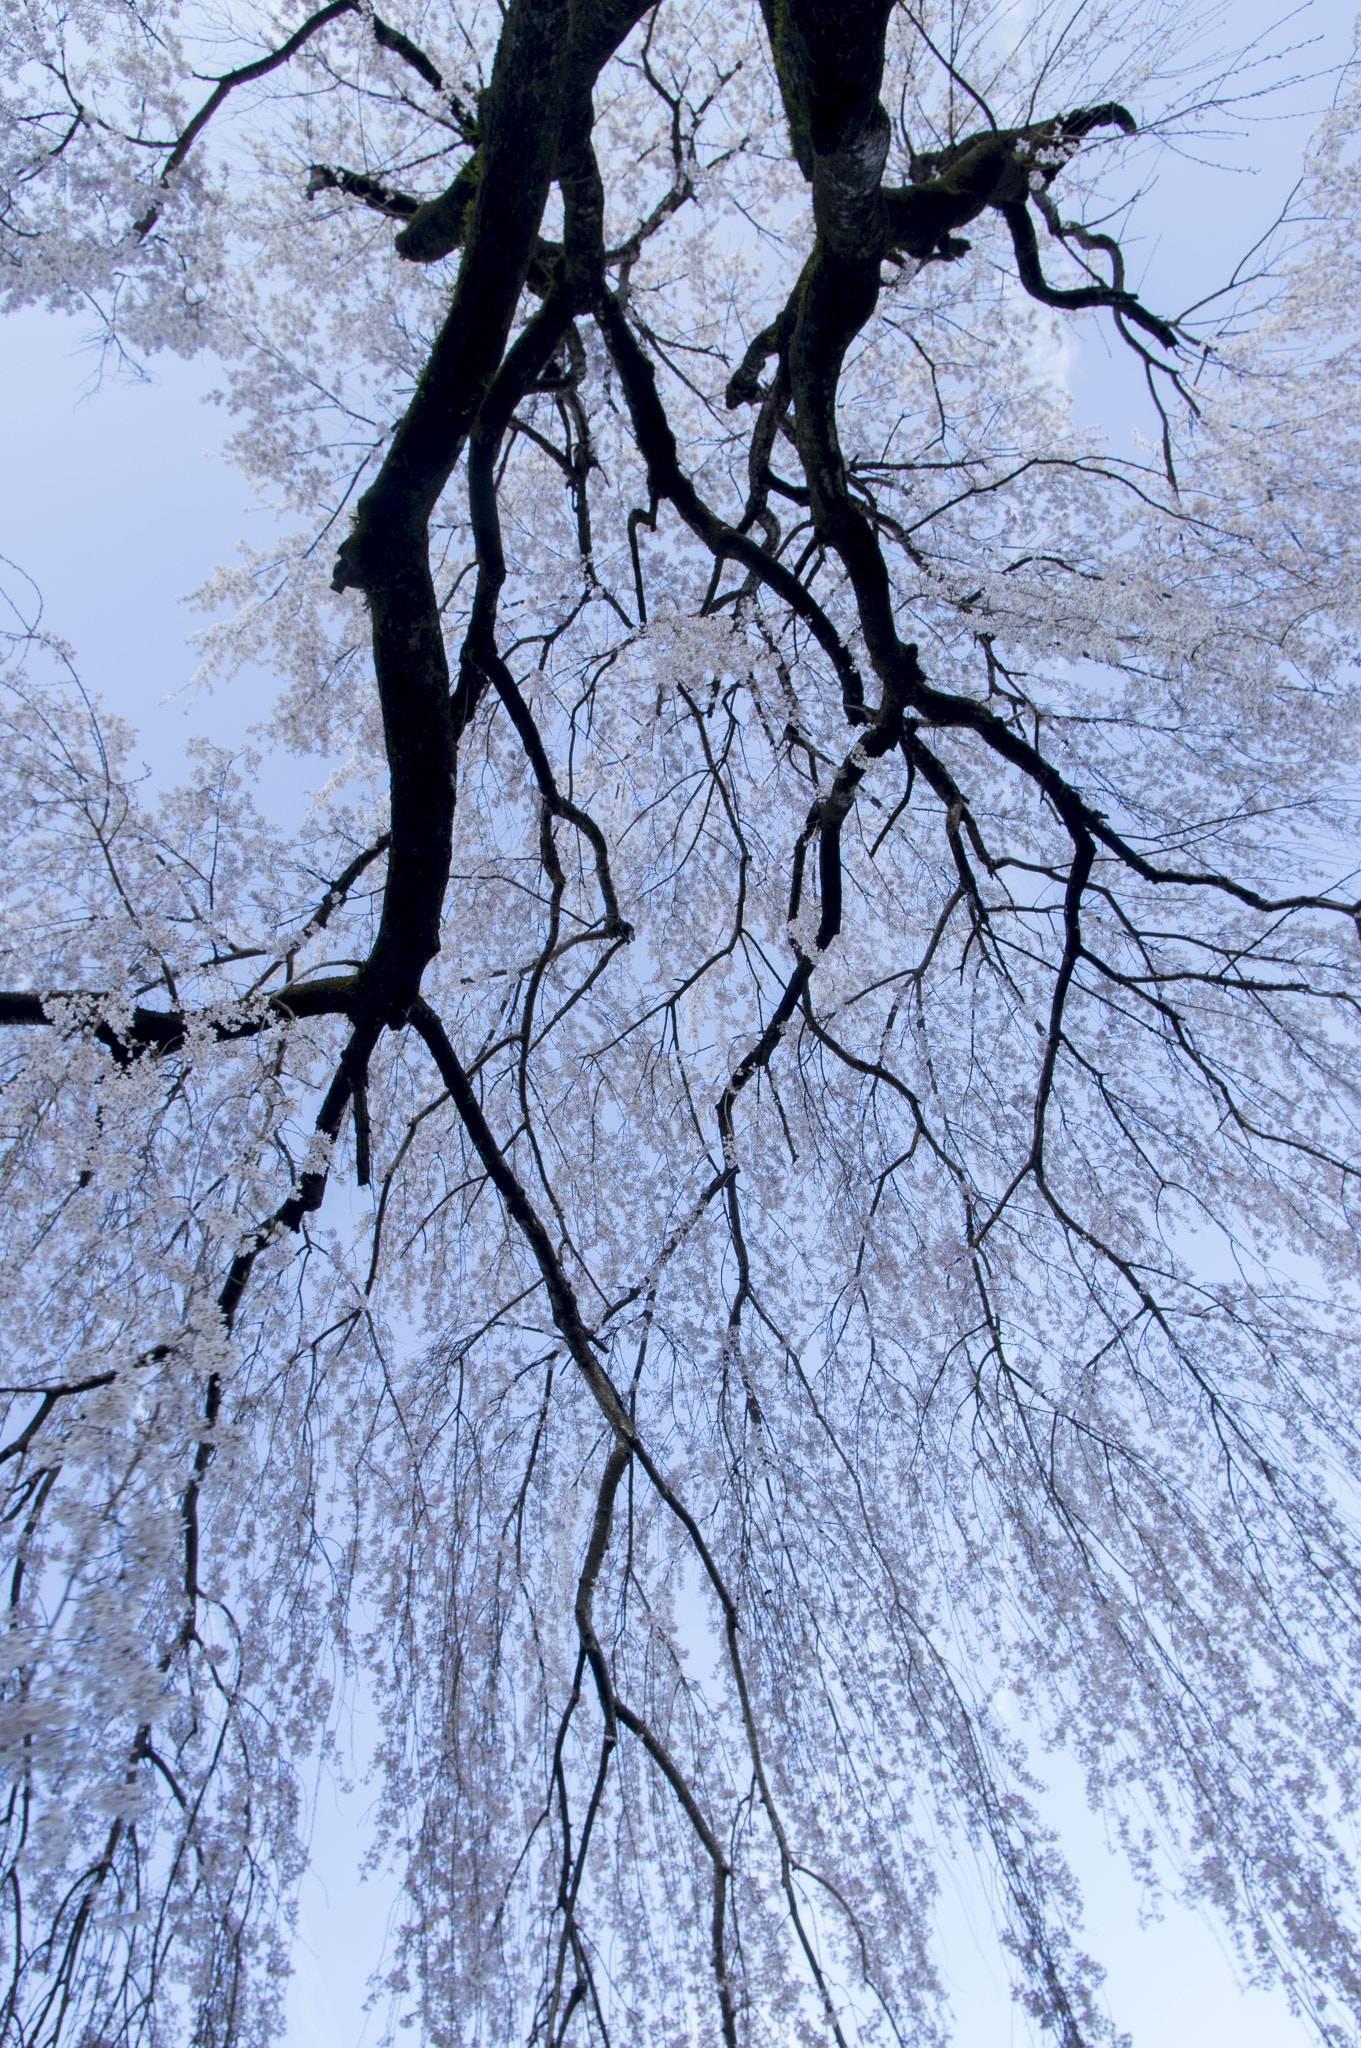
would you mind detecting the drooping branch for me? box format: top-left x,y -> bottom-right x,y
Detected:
132,2 -> 469,238
595,291 -> 869,717
408,993 -> 857,2044
1000,198 -> 1179,351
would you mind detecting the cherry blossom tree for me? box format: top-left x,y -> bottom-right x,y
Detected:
2,0 -> 1361,2042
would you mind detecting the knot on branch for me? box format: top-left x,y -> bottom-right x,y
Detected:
331,497 -> 424,594
725,318 -> 787,410
394,151 -> 481,261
